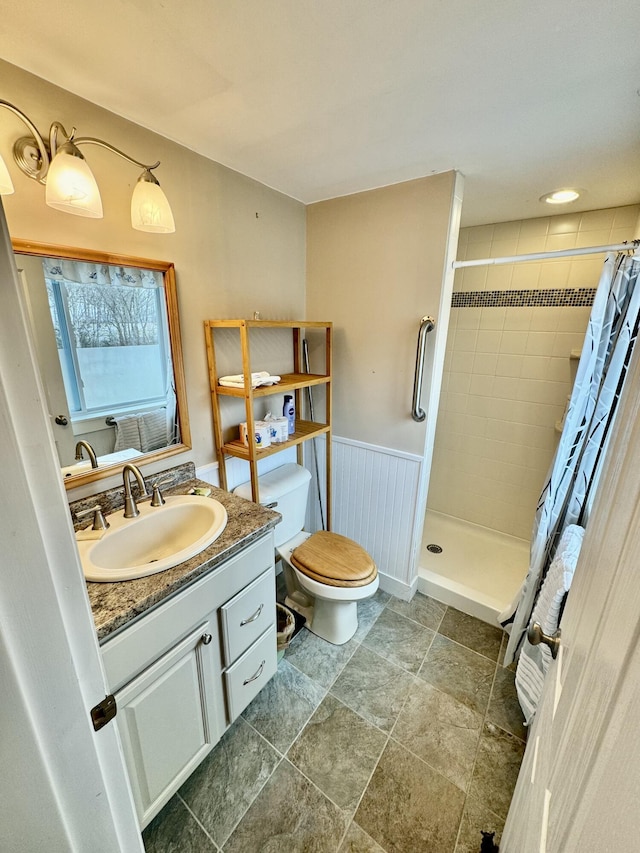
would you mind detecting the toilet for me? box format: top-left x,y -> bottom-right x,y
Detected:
234,463 -> 378,645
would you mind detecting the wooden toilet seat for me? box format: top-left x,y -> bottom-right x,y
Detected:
290,530 -> 377,588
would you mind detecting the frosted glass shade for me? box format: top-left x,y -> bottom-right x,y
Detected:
131,172 -> 175,233
45,143 -> 103,218
0,152 -> 15,194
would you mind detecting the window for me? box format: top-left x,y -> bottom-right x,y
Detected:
43,259 -> 172,421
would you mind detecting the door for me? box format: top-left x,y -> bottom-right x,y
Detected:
0,202 -> 142,851
502,341 -> 640,851
116,621 -> 221,829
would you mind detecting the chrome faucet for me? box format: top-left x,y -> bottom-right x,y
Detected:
122,463 -> 151,518
75,440 -> 98,469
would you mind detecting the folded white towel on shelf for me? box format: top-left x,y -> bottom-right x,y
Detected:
515,523 -> 585,725
219,371 -> 281,389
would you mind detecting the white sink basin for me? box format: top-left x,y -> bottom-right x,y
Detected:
78,495 -> 228,582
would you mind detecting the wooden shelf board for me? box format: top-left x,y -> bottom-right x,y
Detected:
223,420 -> 330,460
216,373 -> 330,398
205,319 -> 332,330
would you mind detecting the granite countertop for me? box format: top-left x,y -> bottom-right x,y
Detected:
85,478 -> 281,642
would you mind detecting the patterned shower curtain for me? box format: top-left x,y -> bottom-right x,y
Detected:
503,248 -> 640,666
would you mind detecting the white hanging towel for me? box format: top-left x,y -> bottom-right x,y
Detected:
515,524 -> 585,725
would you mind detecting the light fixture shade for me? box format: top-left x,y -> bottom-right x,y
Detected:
131,170 -> 175,233
0,151 -> 15,194
45,141 -> 103,218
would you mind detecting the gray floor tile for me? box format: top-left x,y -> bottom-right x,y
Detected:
439,608 -> 504,662
178,717 -> 280,846
393,680 -> 483,791
454,795 -> 505,853
353,589 -> 391,642
223,759 -> 348,853
387,592 -> 446,631
339,822 -> 387,852
286,627 -> 359,688
468,722 -> 526,819
330,644 -> 415,732
418,633 -> 496,715
142,794 -> 218,852
288,695 -> 387,811
487,666 -> 527,741
362,608 -> 434,674
242,657 -> 326,753
355,739 -> 465,853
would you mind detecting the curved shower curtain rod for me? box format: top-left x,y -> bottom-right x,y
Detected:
453,239 -> 640,270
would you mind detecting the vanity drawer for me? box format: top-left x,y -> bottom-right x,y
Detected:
220,569 -> 275,666
224,624 -> 277,720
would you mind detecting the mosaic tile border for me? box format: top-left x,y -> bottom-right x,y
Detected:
452,288 -> 596,308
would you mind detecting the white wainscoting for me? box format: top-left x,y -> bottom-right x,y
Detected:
306,435 -> 423,600
197,447 -> 298,493
200,438 -> 423,600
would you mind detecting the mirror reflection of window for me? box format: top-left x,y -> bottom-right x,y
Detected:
42,258 -> 177,454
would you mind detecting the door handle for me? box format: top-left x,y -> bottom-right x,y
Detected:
528,622 -> 561,659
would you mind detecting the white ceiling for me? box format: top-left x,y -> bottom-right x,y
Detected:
1,0 -> 639,225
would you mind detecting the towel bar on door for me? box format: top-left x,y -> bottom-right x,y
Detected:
411,315 -> 435,422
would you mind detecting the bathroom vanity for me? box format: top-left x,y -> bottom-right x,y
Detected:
81,472 -> 280,829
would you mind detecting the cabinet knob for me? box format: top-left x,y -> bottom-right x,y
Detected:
201,633 -> 213,645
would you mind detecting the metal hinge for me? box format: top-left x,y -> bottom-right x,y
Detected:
90,694 -> 117,731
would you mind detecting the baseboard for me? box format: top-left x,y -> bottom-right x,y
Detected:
377,570 -> 418,602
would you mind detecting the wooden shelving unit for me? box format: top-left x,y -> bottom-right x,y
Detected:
204,320 -> 332,528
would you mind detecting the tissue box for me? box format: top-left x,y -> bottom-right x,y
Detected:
266,417 -> 289,443
239,421 -> 272,448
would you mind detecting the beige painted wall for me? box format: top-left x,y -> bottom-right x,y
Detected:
0,60 -> 306,474
428,204 -> 640,539
306,172 -> 458,457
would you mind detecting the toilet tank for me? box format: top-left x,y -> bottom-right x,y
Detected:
233,463 -> 311,547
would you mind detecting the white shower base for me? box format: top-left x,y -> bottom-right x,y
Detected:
418,510 -> 529,626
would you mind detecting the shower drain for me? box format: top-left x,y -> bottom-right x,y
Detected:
426,543 -> 443,554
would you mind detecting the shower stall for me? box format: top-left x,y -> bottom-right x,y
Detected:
418,205 -> 640,624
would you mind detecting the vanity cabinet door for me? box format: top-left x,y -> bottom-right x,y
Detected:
114,621 -> 221,829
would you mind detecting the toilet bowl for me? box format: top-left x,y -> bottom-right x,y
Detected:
234,463 -> 378,645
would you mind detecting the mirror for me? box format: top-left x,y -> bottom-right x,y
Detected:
13,240 -> 191,489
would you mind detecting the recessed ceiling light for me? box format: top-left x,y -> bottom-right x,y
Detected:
539,188 -> 581,205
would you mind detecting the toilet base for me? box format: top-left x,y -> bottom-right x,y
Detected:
286,592 -> 357,646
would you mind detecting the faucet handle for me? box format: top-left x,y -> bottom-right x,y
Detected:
150,477 -> 173,507
76,505 -> 110,531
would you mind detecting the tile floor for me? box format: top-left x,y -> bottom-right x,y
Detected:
143,585 -> 526,853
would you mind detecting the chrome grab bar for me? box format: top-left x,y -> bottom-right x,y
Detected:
411,315 -> 435,422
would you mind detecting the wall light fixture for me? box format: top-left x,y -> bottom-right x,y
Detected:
0,99 -> 175,233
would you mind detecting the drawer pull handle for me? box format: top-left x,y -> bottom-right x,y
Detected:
240,603 -> 264,626
243,660 -> 265,686
201,633 -> 213,645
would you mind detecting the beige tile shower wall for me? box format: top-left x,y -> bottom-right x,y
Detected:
428,204 -> 640,540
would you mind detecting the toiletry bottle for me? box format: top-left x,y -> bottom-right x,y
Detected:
283,395 -> 295,435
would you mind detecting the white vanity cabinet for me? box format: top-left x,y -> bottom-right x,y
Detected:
100,532 -> 277,829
